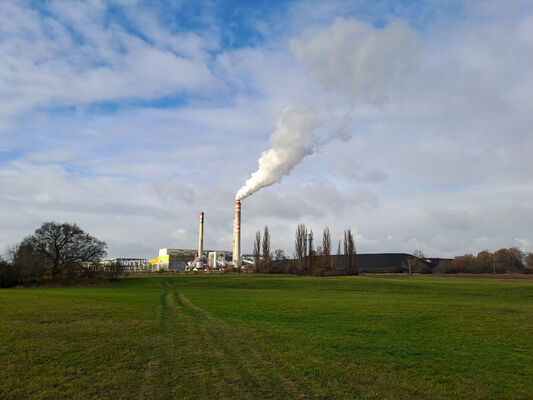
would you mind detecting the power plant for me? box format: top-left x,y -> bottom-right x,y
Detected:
142,201 -> 251,271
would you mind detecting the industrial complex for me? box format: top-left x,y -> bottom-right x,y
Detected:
100,201 -> 249,272
97,200 -> 447,274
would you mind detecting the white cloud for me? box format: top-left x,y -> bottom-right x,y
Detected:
290,17 -> 420,101
2,1 -> 533,260
0,1 -> 218,122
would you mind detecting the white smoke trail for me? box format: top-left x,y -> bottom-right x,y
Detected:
236,107 -> 319,200
236,18 -> 419,201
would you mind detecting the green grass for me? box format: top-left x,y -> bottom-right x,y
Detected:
1,275 -> 532,399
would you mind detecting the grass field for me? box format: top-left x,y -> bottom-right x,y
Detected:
1,275 -> 532,399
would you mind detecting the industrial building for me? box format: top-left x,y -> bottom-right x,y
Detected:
148,248 -> 232,271
149,248 -> 193,270
102,206 -> 241,272
99,258 -> 152,271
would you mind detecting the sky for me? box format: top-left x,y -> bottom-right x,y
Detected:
1,0 -> 533,259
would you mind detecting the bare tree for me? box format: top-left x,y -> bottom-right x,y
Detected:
21,222 -> 107,279
525,252 -> 533,268
105,261 -> 125,282
322,227 -> 331,273
262,226 -> 271,271
336,240 -> 341,271
273,249 -> 286,260
410,249 -> 429,275
253,230 -> 261,268
406,250 -> 425,276
295,224 -> 307,274
344,229 -> 357,275
413,250 -> 425,259
307,230 -> 314,275
406,257 -> 416,276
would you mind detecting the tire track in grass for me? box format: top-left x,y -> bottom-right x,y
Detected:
138,280 -> 173,400
140,280 -> 204,399
141,279 -> 305,399
170,282 -> 305,399
165,280 -> 254,400
143,280 -> 253,399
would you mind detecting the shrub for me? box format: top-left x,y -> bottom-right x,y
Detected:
0,259 -> 19,288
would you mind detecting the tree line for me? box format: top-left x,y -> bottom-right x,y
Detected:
253,224 -> 358,276
251,226 -> 533,276
0,221 -> 122,288
435,248 -> 533,274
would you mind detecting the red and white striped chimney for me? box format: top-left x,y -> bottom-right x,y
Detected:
197,212 -> 204,259
232,200 -> 241,265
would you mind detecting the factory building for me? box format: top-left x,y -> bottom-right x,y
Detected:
149,248 -> 191,270
123,208 -> 240,271
149,248 -> 232,270
100,258 -> 151,271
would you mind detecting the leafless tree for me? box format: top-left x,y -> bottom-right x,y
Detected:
413,250 -> 425,259
253,230 -> 261,266
273,249 -> 286,260
344,229 -> 357,275
406,257 -> 416,276
336,240 -> 341,271
322,227 -> 331,273
295,224 -> 307,274
409,249 -> 428,275
21,222 -> 106,279
262,226 -> 271,271
105,261 -> 125,282
525,252 -> 533,268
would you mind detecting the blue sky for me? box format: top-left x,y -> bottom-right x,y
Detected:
1,0 -> 533,259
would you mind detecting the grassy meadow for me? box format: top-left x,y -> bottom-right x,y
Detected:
0,275 -> 532,399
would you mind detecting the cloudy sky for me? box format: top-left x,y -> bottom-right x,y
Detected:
1,0 -> 532,259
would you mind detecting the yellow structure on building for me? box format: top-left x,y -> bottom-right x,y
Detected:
148,249 -> 189,271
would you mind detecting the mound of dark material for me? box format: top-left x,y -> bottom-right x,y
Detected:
356,253 -> 412,273
259,253 -> 451,275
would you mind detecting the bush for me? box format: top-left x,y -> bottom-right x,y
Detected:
0,259 -> 19,288
105,261 -> 125,282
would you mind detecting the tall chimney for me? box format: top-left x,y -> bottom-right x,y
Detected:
197,212 -> 204,259
232,200 -> 241,265
232,215 -> 235,259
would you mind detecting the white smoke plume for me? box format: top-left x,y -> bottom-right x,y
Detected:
236,18 -> 419,201
236,107 -> 319,200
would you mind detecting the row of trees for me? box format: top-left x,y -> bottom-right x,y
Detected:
435,248 -> 533,274
294,224 -> 357,275
253,224 -> 357,276
250,227 -> 533,276
0,222 -> 121,288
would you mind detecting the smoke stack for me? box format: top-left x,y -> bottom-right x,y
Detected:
197,212 -> 204,259
232,200 -> 241,265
